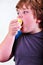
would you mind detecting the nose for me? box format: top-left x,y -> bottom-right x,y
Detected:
18,14 -> 23,19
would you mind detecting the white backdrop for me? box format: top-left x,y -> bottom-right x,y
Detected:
0,0 -> 19,65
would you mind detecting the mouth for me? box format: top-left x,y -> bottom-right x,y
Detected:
20,23 -> 23,31
21,21 -> 23,26
19,20 -> 23,31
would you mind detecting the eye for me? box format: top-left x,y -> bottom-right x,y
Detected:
17,12 -> 19,15
23,11 -> 29,14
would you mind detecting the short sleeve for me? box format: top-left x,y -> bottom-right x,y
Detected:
8,39 -> 17,60
11,31 -> 22,58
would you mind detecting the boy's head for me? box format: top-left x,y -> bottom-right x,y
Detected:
16,0 -> 43,33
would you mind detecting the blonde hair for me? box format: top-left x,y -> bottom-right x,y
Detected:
16,0 -> 43,29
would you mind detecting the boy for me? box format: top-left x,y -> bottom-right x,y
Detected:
0,0 -> 43,65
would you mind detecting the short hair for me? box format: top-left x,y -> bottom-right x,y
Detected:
16,0 -> 43,29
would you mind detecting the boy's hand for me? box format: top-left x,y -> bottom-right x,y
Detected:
8,19 -> 21,36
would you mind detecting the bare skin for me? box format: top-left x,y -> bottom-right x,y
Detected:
0,5 -> 42,62
0,19 -> 21,62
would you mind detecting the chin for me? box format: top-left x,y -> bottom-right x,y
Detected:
20,27 -> 31,33
20,30 -> 29,33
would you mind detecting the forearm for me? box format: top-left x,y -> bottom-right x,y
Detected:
0,19 -> 20,62
0,33 -> 15,62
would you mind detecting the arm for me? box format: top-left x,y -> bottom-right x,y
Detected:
0,33 -> 15,62
0,19 -> 21,62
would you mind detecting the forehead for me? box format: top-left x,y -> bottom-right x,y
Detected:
16,5 -> 31,11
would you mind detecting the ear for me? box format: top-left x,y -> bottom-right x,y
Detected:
36,19 -> 41,23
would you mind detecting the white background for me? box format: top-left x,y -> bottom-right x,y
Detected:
0,0 -> 19,65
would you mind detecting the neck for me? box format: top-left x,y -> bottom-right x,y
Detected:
31,28 -> 42,34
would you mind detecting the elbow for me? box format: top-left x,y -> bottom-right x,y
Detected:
0,59 -> 8,63
0,57 -> 9,63
0,48 -> 12,62
0,54 -> 10,62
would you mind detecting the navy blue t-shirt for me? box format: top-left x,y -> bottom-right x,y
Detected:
12,30 -> 43,65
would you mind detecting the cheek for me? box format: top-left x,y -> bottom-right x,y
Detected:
23,15 -> 35,25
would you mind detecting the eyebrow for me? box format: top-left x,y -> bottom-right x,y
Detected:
16,9 -> 18,11
16,7 -> 29,11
